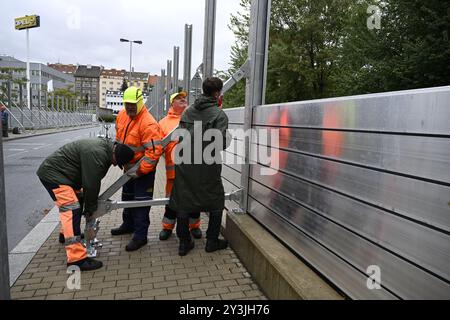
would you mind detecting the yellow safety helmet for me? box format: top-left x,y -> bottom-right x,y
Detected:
170,91 -> 188,105
123,87 -> 144,114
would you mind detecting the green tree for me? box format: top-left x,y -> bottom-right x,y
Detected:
221,0 -> 251,109
222,0 -> 450,106
336,0 -> 450,95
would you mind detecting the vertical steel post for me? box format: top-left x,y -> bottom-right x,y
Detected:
160,69 -> 166,119
155,77 -> 160,120
0,119 -> 11,300
173,46 -> 180,93
203,0 -> 217,79
129,42 -> 133,84
240,0 -> 272,213
166,60 -> 172,113
183,24 -> 193,104
26,29 -> 31,110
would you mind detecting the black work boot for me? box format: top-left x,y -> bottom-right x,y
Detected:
190,228 -> 202,239
67,257 -> 103,271
159,229 -> 172,241
126,239 -> 148,252
205,239 -> 228,253
111,226 -> 133,236
179,239 -> 195,256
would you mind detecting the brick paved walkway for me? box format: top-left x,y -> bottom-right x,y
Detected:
10,162 -> 267,300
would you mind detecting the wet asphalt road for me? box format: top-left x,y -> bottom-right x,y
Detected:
2,126 -> 104,251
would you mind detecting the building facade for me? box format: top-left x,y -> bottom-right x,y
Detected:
100,69 -> 126,109
74,65 -> 103,108
0,55 -> 75,107
130,71 -> 149,93
106,90 -> 148,114
47,63 -> 77,75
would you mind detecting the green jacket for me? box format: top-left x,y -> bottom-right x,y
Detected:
37,138 -> 113,214
169,95 -> 230,213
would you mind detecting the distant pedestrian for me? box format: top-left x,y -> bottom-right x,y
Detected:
1,103 -> 9,138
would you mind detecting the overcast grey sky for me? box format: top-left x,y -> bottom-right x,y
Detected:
0,0 -> 243,77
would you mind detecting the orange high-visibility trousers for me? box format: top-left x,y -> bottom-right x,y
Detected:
53,185 -> 87,264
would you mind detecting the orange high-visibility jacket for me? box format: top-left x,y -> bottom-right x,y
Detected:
159,108 -> 182,194
116,107 -> 163,175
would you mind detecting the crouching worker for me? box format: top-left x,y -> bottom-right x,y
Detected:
169,77 -> 231,256
37,139 -> 135,271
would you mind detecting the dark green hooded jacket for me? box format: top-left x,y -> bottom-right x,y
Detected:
36,138 -> 113,214
169,95 -> 230,213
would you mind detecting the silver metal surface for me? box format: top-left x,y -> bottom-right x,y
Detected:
173,46 -> 180,93
222,60 -> 250,95
166,59 -> 172,111
183,24 -> 193,104
245,0 -> 271,108
251,145 -> 450,232
248,197 -> 398,300
222,86 -> 450,299
252,86 -> 450,135
250,181 -> 450,298
252,126 -> 450,184
225,107 -> 245,125
202,0 -> 216,79
250,163 -> 450,282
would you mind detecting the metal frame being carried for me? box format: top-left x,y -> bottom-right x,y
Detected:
84,128 -> 243,257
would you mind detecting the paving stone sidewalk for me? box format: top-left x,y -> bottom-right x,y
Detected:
10,161 -> 267,300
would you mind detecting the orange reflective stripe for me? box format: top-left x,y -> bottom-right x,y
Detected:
53,186 -> 79,208
66,243 -> 87,263
162,223 -> 175,230
60,211 -> 75,238
54,185 -> 86,263
189,219 -> 201,230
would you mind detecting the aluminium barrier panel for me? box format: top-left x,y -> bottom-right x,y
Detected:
222,86 -> 450,299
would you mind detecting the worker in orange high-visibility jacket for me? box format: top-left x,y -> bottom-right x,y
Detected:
158,91 -> 202,241
111,87 -> 164,252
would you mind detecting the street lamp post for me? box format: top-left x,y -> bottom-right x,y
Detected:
120,38 -> 143,86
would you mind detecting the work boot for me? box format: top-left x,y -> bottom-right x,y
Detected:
178,239 -> 195,256
67,257 -> 103,272
159,229 -> 172,241
59,233 -> 85,244
190,228 -> 202,239
125,239 -> 148,252
111,226 -> 133,236
205,239 -> 228,253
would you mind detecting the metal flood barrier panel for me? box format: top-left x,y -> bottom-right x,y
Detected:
221,86 -> 450,299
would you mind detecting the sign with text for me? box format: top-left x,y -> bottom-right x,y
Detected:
15,15 -> 40,30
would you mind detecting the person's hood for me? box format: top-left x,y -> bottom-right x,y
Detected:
192,95 -> 218,111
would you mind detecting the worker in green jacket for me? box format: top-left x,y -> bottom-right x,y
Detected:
169,77 -> 231,256
37,138 -> 135,271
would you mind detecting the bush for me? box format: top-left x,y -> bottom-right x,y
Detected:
98,114 -> 116,123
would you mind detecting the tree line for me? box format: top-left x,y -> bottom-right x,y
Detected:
220,0 -> 450,108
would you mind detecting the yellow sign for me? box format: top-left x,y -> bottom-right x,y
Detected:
15,15 -> 40,30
